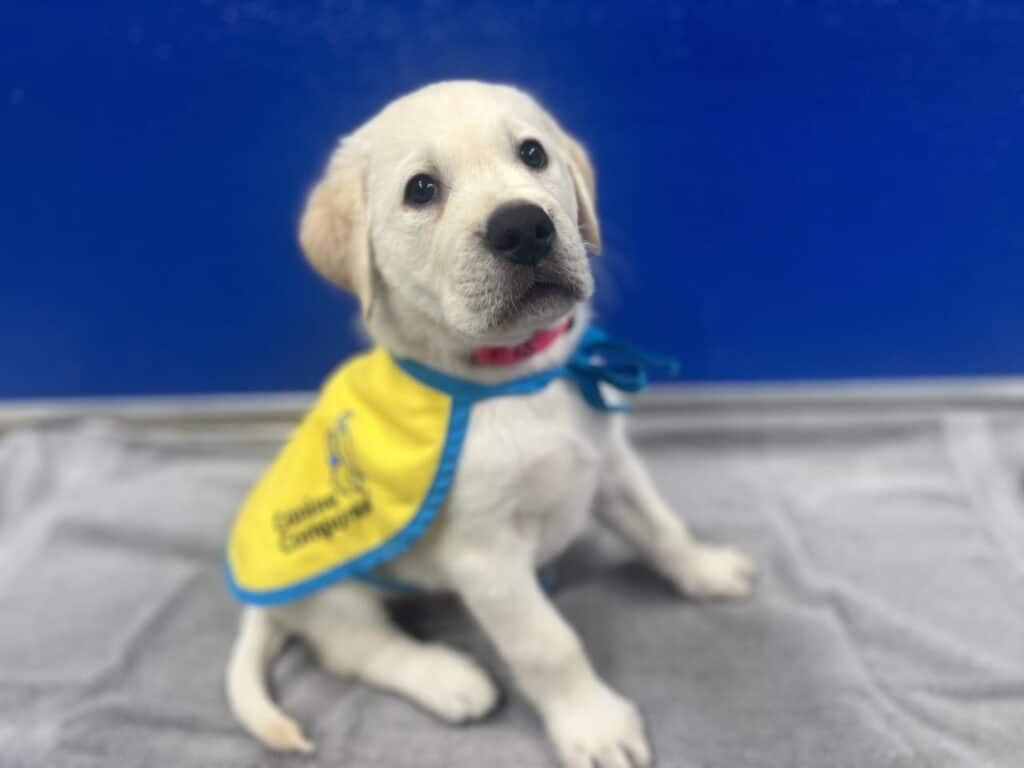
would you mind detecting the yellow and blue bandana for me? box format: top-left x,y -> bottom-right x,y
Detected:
224,326 -> 675,606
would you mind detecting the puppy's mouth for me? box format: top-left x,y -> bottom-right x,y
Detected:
451,236 -> 594,337
491,262 -> 590,327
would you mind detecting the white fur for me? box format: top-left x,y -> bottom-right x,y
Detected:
227,81 -> 754,767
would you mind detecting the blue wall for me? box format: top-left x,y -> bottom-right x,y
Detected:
3,2 -> 1023,398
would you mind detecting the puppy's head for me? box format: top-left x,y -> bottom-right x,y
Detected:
299,81 -> 600,344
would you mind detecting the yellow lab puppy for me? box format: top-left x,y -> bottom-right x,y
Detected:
226,81 -> 754,768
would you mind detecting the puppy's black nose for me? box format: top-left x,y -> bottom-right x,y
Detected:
485,203 -> 555,266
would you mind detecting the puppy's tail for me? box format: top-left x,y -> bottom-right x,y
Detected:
226,608 -> 314,754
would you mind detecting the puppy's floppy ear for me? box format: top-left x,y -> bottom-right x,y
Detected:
562,134 -> 602,255
298,140 -> 374,316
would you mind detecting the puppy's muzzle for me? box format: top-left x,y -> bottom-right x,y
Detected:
485,202 -> 555,266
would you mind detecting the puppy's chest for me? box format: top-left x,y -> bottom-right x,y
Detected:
451,382 -> 611,552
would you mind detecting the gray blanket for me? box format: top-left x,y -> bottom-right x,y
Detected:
1,398 -> 1022,767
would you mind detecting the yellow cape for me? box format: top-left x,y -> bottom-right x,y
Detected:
225,346 -> 473,605
225,326 -> 668,605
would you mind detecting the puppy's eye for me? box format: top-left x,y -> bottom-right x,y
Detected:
519,139 -> 548,170
404,174 -> 439,206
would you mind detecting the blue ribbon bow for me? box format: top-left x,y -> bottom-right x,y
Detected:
567,326 -> 680,412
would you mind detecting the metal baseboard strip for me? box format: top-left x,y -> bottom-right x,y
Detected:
0,391 -> 315,434
636,377 -> 1024,411
1,377 -> 1023,436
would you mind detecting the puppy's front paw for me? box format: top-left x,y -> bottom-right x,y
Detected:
675,544 -> 755,600
544,684 -> 651,768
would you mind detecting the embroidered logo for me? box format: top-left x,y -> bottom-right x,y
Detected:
327,411 -> 366,495
271,411 -> 371,553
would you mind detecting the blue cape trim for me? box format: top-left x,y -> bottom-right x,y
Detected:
395,325 -> 679,412
394,356 -> 568,403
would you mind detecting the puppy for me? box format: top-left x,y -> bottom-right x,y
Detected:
225,80 -> 754,768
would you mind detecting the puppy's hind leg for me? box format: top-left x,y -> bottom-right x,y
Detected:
301,585 -> 500,723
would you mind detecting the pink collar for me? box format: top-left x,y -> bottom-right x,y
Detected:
471,319 -> 574,366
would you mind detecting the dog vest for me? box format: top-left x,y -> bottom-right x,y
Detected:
224,326 -> 676,606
